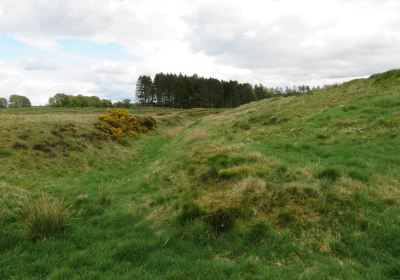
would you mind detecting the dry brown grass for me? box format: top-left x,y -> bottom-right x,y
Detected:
162,126 -> 184,138
186,129 -> 207,143
197,176 -> 267,211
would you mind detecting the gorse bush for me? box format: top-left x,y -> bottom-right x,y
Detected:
18,193 -> 71,241
95,109 -> 156,140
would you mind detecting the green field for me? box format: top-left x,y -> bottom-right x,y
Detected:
1,70 -> 400,279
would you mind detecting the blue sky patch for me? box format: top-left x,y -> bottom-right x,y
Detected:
0,35 -> 40,59
58,39 -> 135,60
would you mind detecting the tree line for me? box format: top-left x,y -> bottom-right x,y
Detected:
136,73 -> 315,108
0,94 -> 132,108
0,95 -> 31,108
1,74 -> 317,109
48,93 -> 115,108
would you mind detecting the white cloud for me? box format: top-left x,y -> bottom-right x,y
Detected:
0,0 -> 399,105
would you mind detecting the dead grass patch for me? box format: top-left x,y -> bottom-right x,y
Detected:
197,177 -> 267,211
162,126 -> 184,138
186,129 -> 207,143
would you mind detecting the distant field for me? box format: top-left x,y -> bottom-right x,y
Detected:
1,70 -> 400,279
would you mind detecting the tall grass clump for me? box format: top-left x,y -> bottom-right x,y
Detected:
177,202 -> 203,225
317,167 -> 341,182
18,193 -> 71,240
98,184 -> 114,206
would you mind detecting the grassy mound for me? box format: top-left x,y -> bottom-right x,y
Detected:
0,69 -> 399,279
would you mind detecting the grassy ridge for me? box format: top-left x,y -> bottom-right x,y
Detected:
0,70 -> 399,279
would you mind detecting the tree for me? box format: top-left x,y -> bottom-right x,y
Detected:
122,99 -> 132,108
136,72 -> 313,109
0,97 -> 7,108
136,75 -> 153,105
99,99 -> 112,108
8,95 -> 31,108
48,93 -> 69,107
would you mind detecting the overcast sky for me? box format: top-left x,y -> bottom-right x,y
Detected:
0,0 -> 399,105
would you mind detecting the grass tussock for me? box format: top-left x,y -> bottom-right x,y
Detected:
317,167 -> 341,182
98,184 -> 114,205
17,193 -> 71,240
186,129 -> 207,142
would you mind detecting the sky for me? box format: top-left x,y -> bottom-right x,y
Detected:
0,0 -> 399,105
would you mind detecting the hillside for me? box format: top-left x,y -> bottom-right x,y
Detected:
0,70 -> 399,279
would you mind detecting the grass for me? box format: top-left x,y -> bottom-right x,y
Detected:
98,183 -> 114,205
17,193 -> 71,241
186,128 -> 207,142
0,69 -> 399,279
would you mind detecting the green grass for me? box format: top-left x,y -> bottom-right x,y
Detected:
0,69 -> 400,279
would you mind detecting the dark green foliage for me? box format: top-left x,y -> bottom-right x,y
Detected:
177,202 -> 203,225
205,208 -> 240,233
0,97 -> 7,108
48,93 -> 70,107
113,99 -> 132,108
136,73 -> 315,109
317,168 -> 341,181
0,149 -> 12,157
8,95 -> 31,108
48,93 -> 114,108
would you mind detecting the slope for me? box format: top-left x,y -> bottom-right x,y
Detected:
0,70 -> 399,279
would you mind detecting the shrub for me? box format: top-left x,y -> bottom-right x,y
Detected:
177,202 -> 203,225
95,109 -> 156,140
205,207 -> 240,233
317,168 -> 340,182
98,184 -> 114,206
18,193 -> 71,240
